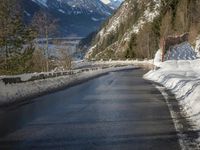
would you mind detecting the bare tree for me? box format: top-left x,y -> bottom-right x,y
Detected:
32,11 -> 57,72
59,48 -> 72,70
30,48 -> 46,72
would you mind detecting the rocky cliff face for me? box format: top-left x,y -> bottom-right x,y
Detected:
86,0 -> 200,60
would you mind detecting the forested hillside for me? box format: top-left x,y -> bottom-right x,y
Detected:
86,0 -> 200,60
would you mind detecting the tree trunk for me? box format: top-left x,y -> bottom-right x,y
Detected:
45,28 -> 49,72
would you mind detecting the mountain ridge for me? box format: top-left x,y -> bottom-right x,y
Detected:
22,0 -> 113,37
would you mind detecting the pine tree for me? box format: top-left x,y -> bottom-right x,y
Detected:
0,0 -> 36,74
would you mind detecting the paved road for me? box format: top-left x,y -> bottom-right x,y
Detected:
0,69 -> 180,150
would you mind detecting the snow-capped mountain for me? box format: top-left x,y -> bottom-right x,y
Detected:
21,0 -> 113,37
31,0 -> 112,16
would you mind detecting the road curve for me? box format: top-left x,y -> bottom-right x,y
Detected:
0,69 -> 180,150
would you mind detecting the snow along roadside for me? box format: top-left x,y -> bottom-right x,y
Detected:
0,65 -> 137,106
155,85 -> 197,150
143,60 -> 200,128
144,60 -> 200,148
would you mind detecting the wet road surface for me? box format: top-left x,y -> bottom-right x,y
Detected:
0,69 -> 180,150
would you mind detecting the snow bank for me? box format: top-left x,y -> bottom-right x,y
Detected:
144,60 -> 200,127
144,42 -> 200,128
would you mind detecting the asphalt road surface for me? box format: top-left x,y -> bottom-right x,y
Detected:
0,69 -> 181,150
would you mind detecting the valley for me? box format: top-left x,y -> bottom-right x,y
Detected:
1,0 -> 200,149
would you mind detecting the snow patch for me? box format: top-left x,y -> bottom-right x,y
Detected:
91,17 -> 100,21
58,9 -> 65,14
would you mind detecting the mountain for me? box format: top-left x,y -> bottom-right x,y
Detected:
21,0 -> 113,37
86,0 -> 200,60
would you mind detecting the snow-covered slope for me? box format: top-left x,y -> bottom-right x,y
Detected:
22,0 -> 113,37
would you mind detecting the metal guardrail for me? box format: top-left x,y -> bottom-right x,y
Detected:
0,63 -> 153,85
